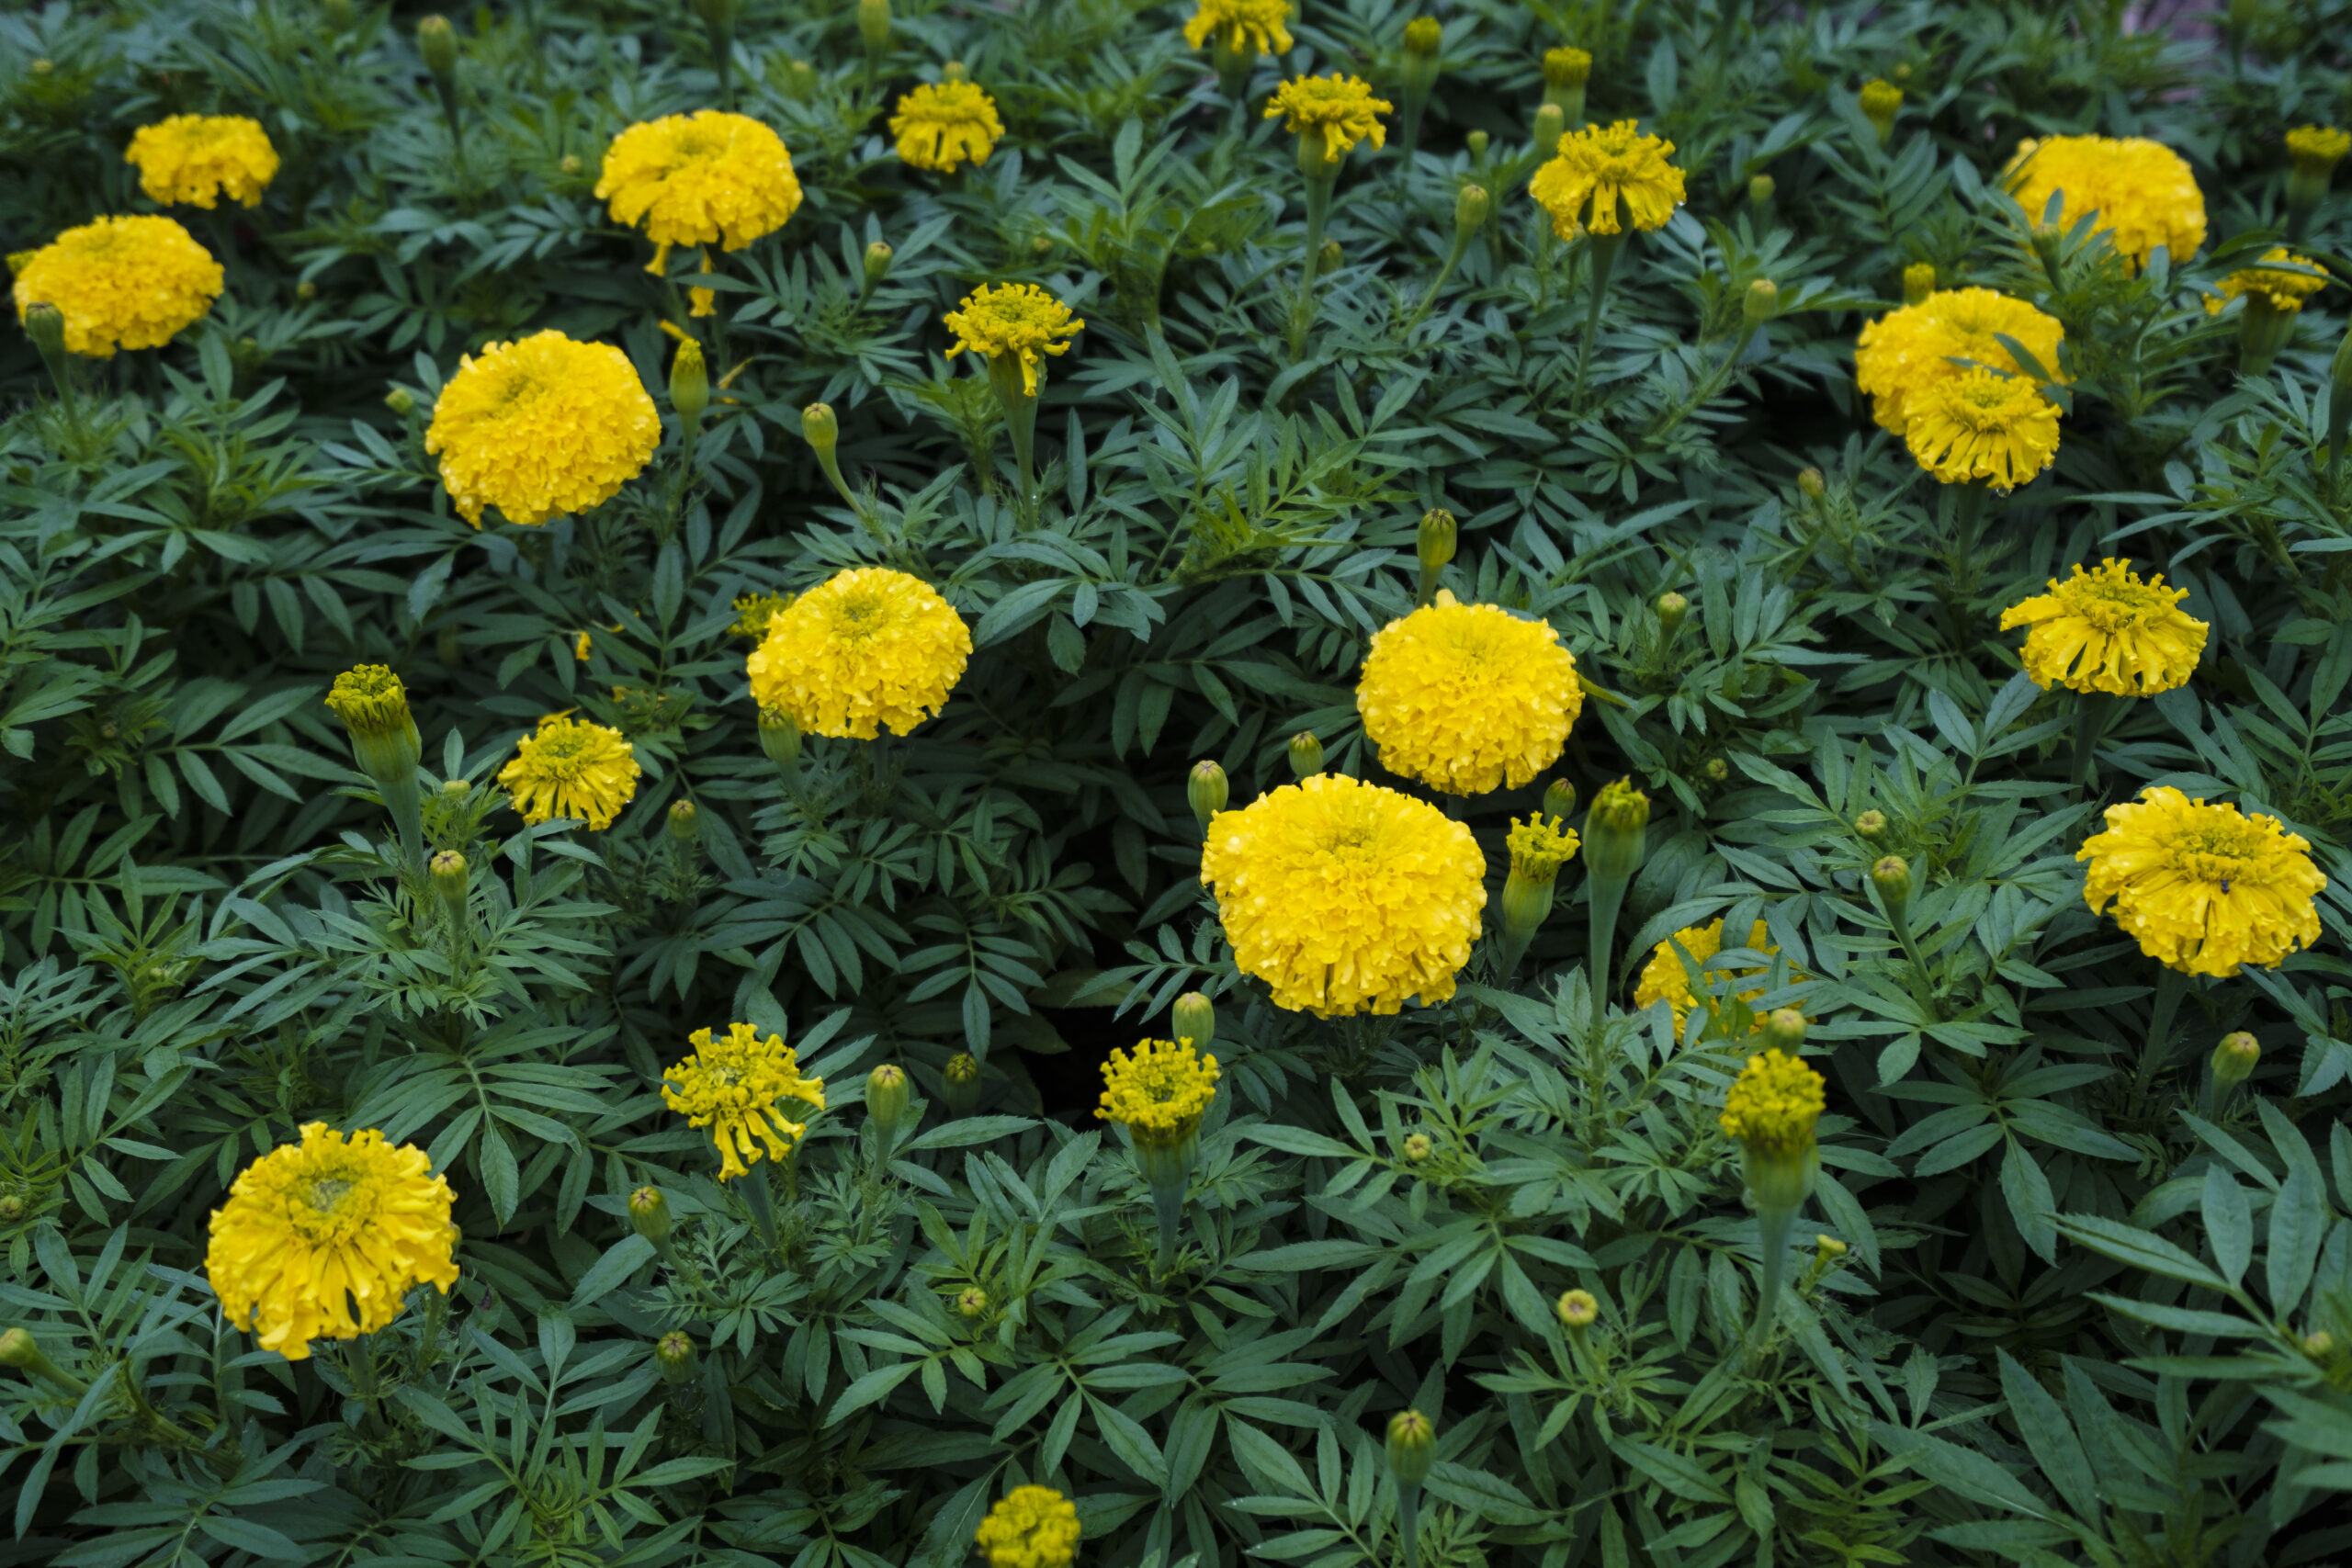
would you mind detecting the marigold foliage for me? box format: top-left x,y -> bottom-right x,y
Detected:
1718,1049 -> 1826,1153
2203,248 -> 2329,314
496,713 -> 641,829
662,1022 -> 827,1180
9,214 -> 220,356
890,81 -> 1004,174
2078,787 -> 2326,976
595,110 -> 802,264
1635,919 -> 1783,1032
424,330 -> 661,525
1998,558 -> 2208,695
1095,1037 -> 1220,1145
1902,366 -> 2062,489
1853,288 -> 2067,438
2006,133 -> 2207,267
1355,591 -> 1581,795
746,567 -> 971,739
943,281 -> 1083,396
976,1486 -> 1080,1568
1264,74 -> 1391,162
1183,0 -> 1291,56
1530,119 -> 1686,237
125,114 -> 279,208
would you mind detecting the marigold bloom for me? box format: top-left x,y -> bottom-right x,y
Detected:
1264,73 -> 1392,163
2077,786 -> 2325,976
2203,247 -> 2328,315
206,1123 -> 458,1361
1903,367 -> 2061,490
2005,134 -> 2206,268
2287,124 -> 2350,180
424,331 -> 660,526
662,1021 -> 827,1181
324,664 -> 415,739
976,1486 -> 1080,1568
746,567 -> 971,739
1530,119 -> 1686,237
943,282 -> 1083,397
1853,288 -> 2066,438
1998,558 -> 2207,696
1096,1037 -> 1221,1147
1184,0 -> 1291,56
594,110 -> 802,272
10,214 -> 220,357
1200,773 -> 1486,1016
1355,592 -> 1581,795
1506,814 -> 1580,880
497,713 -> 640,829
1635,919 -> 1786,1033
1719,1049 -> 1825,1154
125,114 -> 279,209
890,80 -> 1003,173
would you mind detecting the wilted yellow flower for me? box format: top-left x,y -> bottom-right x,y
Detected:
2204,248 -> 2329,315
1200,773 -> 1486,1016
1902,367 -> 2061,490
746,567 -> 971,739
2078,786 -> 2325,977
2287,124 -> 2350,180
496,713 -> 640,829
125,114 -> 279,209
889,80 -> 1003,173
976,1486 -> 1080,1568
944,281 -> 1083,396
1719,1048 -> 1826,1154
1355,591 -> 1581,795
1264,73 -> 1392,162
1853,288 -> 2066,438
206,1123 -> 458,1361
2005,134 -> 2205,268
662,1021 -> 826,1181
1998,558 -> 2208,696
1185,0 -> 1292,54
1530,119 -> 1686,237
594,110 -> 802,272
9,214 -> 220,357
424,331 -> 660,526
1096,1038 -> 1221,1146
1635,919 -> 1786,1033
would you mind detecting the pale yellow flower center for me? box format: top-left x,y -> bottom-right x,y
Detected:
290,1168 -> 367,1241
529,728 -> 599,774
2061,575 -> 2172,629
2167,822 -> 2265,887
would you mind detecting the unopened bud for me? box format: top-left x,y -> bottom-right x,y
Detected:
1532,102 -> 1564,152
24,300 -> 66,358
385,387 -> 416,416
322,0 -> 356,29
1403,1133 -> 1433,1162
1453,185 -> 1489,233
1405,17 -> 1442,58
1317,238 -> 1343,276
429,850 -> 469,924
1797,467 -> 1826,498
0,1196 -> 21,1222
856,0 -> 890,51
1542,778 -> 1577,821
560,153 -> 581,175
1903,262 -> 1936,304
656,1330 -> 696,1382
2307,1330 -> 2335,1357
2211,1032 -> 2259,1087
801,400 -> 838,455
863,241 -> 893,285
944,1052 -> 980,1115
1854,809 -> 1887,839
1744,277 -> 1778,323
1542,47 -> 1592,89
1585,779 -> 1650,882
417,14 -> 458,76
666,798 -> 699,841
1188,759 -> 1229,832
1556,1288 -> 1599,1328
1172,992 -> 1216,1049
1859,79 -> 1901,143
1871,855 -> 1912,917
956,1286 -> 989,1318
1465,130 -> 1489,160
1288,731 -> 1324,779
867,1064 -> 910,1134
941,60 -> 967,83
1656,591 -> 1688,640
1418,508 -> 1457,572
758,706 -> 803,772
670,339 -> 708,425
1748,173 -> 1775,209
783,57 -> 818,96
1385,1410 -> 1435,1485
1702,758 -> 1727,783
1761,1009 -> 1806,1053
442,778 -> 471,800
628,1186 -> 673,1244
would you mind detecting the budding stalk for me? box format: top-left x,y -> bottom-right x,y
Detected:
1287,731 -> 1324,779
1416,508 -> 1456,605
1188,759 -> 1229,836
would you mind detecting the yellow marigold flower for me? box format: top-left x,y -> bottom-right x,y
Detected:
1998,558 -> 2208,696
890,80 -> 1003,174
1355,592 -> 1580,795
2204,247 -> 2329,315
1853,288 -> 2066,438
324,664 -> 414,739
1506,814 -> 1580,879
9,214 -> 220,358
1530,119 -> 1686,238
662,1021 -> 826,1181
943,281 -> 1083,397
1200,773 -> 1486,1016
1719,1048 -> 1826,1154
747,567 -> 970,739
594,110 -> 802,273
1635,919 -> 1785,1033
1902,367 -> 2061,490
2287,124 -> 2351,180
730,590 -> 794,638
496,713 -> 640,829
1264,73 -> 1392,163
424,330 -> 660,526
205,1122 -> 458,1361
2077,786 -> 2326,977
1096,1037 -> 1221,1147
1185,0 -> 1293,54
976,1486 -> 1080,1568
2005,134 -> 2206,268
125,114 -> 279,209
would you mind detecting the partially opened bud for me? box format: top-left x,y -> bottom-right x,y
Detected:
1288,731 -> 1324,779
1762,1009 -> 1806,1054
1656,592 -> 1688,640
628,1186 -> 673,1244
22,300 -> 65,359
801,401 -> 839,457
1797,468 -> 1826,498
1903,262 -> 1937,304
1585,779 -> 1650,882
1188,760 -> 1228,832
1403,1133 -> 1433,1162
656,1330 -> 696,1383
956,1286 -> 989,1317
1418,508 -> 1457,572
1556,1288 -> 1599,1328
429,850 -> 469,925
670,338 -> 708,426
1859,78 -> 1901,143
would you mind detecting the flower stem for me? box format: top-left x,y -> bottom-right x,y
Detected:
1288,171 -> 1337,361
743,1160 -> 781,1254
2069,692 -> 2112,792
1571,229 -> 1627,408
1396,1480 -> 1422,1568
1587,872 -> 1628,1010
1751,1203 -> 1801,1342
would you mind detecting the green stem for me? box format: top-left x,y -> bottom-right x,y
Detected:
1288,171 -> 1337,361
1150,1177 -> 1184,1269
742,1160 -> 781,1254
1751,1202 -> 1801,1341
1882,890 -> 1935,1000
986,355 -> 1039,524
1587,873 -> 1629,1012
1407,227 -> 1473,333
2070,692 -> 2113,792
1396,1481 -> 1422,1568
1572,229 -> 1628,408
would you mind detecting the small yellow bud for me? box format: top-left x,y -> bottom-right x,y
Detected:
1404,17 -> 1442,58
1403,1133 -> 1433,1162
2211,1032 -> 2260,1088
956,1286 -> 989,1317
1762,1009 -> 1806,1053
667,798 -> 699,840
1815,1233 -> 1848,1260
1556,1288 -> 1599,1328
1542,47 -> 1592,89
758,705 -> 802,772
1656,591 -> 1689,640
1797,467 -> 1826,498
1903,262 -> 1936,305
1702,758 -> 1728,783
857,0 -> 890,51
1748,174 -> 1775,209
864,241 -> 894,285
1532,102 -> 1565,151
801,401 -> 838,454
1854,809 -> 1887,839
1172,992 -> 1216,1049
385,386 -> 416,416
1744,277 -> 1778,323
656,1330 -> 696,1382
1871,855 -> 1912,916
560,153 -> 582,175
1859,78 -> 1901,143
670,339 -> 709,425
1453,185 -> 1489,233
1542,778 -> 1577,821
296,280 -> 318,300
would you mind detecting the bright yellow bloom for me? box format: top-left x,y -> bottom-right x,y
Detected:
976,1486 -> 1080,1568
1902,367 -> 2061,490
2204,248 -> 2328,315
1635,919 -> 1784,1033
1719,1049 -> 1825,1154
1356,592 -> 1580,795
1853,288 -> 2067,438
662,1021 -> 826,1181
206,1123 -> 458,1361
1096,1038 -> 1221,1147
746,567 -> 971,739
125,115 -> 279,209
2078,786 -> 2325,977
2005,134 -> 2206,268
424,330 -> 660,525
9,215 -> 220,357
1998,558 -> 2208,696
1264,73 -> 1391,163
1506,814 -> 1580,879
890,81 -> 1004,174
2287,124 -> 2351,180
943,282 -> 1083,397
594,110 -> 802,274
1185,0 -> 1292,54
1200,773 -> 1486,1016
1530,119 -> 1686,237
730,591 -> 794,638
496,713 -> 640,829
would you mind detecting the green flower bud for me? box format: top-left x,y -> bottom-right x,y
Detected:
1744,277 -> 1779,323
1403,1132 -> 1433,1162
941,60 -> 967,83
670,338 -> 708,426
1453,185 -> 1489,234
1584,779 -> 1650,882
385,386 -> 416,416
1532,102 -> 1565,152
956,1286 -> 989,1318
0,1328 -> 40,1370
417,14 -> 458,76
656,1330 -> 696,1383
667,798 -> 700,841
1761,1009 -> 1806,1054
1405,17 -> 1442,57
863,241 -> 894,286
628,1186 -> 673,1245
944,1052 -> 981,1116
1797,467 -> 1826,498
856,0 -> 890,51
1189,759 -> 1229,833
801,401 -> 839,456
1543,46 -> 1592,89
1859,78 -> 1901,143
1317,238 -> 1343,277
2211,1031 -> 2259,1087
1542,778 -> 1577,822
2306,1330 -> 2335,1358
23,300 -> 65,359
1172,992 -> 1216,1049
758,706 -> 803,773
0,1195 -> 22,1222
1748,173 -> 1775,209
1556,1288 -> 1599,1328
1418,508 -> 1457,572
1815,1233 -> 1848,1260
1854,809 -> 1887,840
1288,731 -> 1325,779
1903,262 -> 1936,305
1466,130 -> 1489,162
782,57 -> 819,96
1870,855 -> 1912,919
1656,591 -> 1688,641
2328,319 -> 2352,467
867,1063 -> 910,1134
429,849 -> 469,926
1386,1409 -> 1436,1486
322,0 -> 356,31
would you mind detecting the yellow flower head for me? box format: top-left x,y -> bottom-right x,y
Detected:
2204,248 -> 2328,315
2286,124 -> 2350,181
2005,134 -> 2206,268
1200,773 -> 1487,1016
976,1486 -> 1080,1568
594,110 -> 802,268
424,330 -> 660,526
662,1021 -> 827,1181
1185,0 -> 1292,56
1544,48 -> 1592,88
730,590 -> 794,639
746,567 -> 971,739
1264,73 -> 1392,163
1718,1049 -> 1826,1154
1506,814 -> 1580,881
1096,1037 -> 1221,1147
324,664 -> 414,739
9,214 -> 220,358
1636,919 -> 1786,1033
1860,79 -> 1903,118
1356,592 -> 1582,795
944,282 -> 1083,397
496,713 -> 640,829
1998,558 -> 2208,696
1530,119 -> 1686,237
126,115 -> 279,209
206,1122 -> 458,1361
2077,786 -> 2325,977
890,80 -> 1004,174
1853,287 -> 2067,438
1902,367 -> 2060,491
